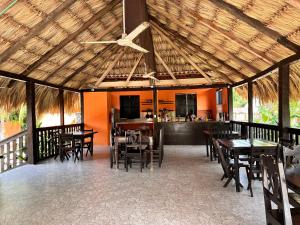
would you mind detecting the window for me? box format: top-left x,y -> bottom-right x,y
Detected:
216,90 -> 222,105
120,96 -> 140,119
175,94 -> 197,117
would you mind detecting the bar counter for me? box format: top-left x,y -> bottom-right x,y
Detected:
156,121 -> 230,145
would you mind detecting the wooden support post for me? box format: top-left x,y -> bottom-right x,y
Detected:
248,81 -> 253,138
278,64 -> 290,139
153,88 -> 158,118
59,89 -> 64,126
228,87 -> 233,121
80,92 -> 84,127
26,82 -> 38,164
125,0 -> 157,79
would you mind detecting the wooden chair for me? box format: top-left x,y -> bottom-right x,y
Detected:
261,155 -> 300,225
212,138 -> 250,189
146,128 -> 164,167
248,145 -> 279,197
125,130 -> 147,172
58,134 -> 80,162
283,145 -> 300,208
82,129 -> 94,156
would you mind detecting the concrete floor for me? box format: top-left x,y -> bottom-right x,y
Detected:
0,146 -> 266,225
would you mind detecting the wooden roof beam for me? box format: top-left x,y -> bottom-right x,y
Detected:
0,0 -> 77,65
126,53 -> 143,86
60,45 -> 116,86
154,50 -> 180,85
288,0 -> 300,9
44,18 -> 122,82
182,9 -> 274,65
21,0 -> 120,77
152,23 -> 212,84
152,1 -> 274,65
150,18 -> 248,80
208,0 -> 300,53
95,48 -> 126,86
148,7 -> 259,74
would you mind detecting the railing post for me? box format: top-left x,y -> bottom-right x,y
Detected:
278,64 -> 290,139
59,89 -> 64,126
26,82 -> 38,164
248,81 -> 253,138
228,86 -> 233,121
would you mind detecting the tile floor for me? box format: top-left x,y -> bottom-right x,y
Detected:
0,145 -> 266,225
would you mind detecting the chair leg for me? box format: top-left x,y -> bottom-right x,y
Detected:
224,176 -> 233,187
247,168 -> 253,197
221,174 -> 225,180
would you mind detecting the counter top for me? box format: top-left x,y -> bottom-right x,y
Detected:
116,119 -> 154,125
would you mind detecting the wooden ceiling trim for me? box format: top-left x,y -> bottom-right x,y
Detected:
149,5 -> 260,74
207,0 -> 300,53
152,22 -> 212,83
154,50 -> 180,84
126,53 -> 143,86
21,0 -> 121,77
0,0 -> 77,65
95,47 -> 126,86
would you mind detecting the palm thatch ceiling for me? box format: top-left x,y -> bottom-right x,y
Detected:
0,0 -> 300,97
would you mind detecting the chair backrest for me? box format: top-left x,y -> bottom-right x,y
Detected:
212,138 -> 231,177
59,133 -> 74,145
125,130 -> 141,145
261,155 -> 292,225
283,145 -> 300,169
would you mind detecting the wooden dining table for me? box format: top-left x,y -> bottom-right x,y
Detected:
286,167 -> 300,194
203,129 -> 240,160
68,131 -> 98,160
114,135 -> 154,171
218,138 -> 278,192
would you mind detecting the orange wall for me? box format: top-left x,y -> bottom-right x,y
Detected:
84,92 -> 110,145
84,88 -> 229,145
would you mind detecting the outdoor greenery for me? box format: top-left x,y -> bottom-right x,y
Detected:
233,90 -> 300,128
233,89 -> 247,108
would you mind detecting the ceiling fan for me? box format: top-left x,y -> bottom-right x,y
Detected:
81,0 -> 150,53
142,63 -> 159,82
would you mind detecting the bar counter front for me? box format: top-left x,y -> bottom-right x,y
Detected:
156,121 -> 230,145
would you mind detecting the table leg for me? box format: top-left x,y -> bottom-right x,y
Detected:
80,137 -> 83,160
150,143 -> 153,172
90,136 -> 94,156
234,151 -> 240,192
115,142 -> 119,170
205,135 -> 209,157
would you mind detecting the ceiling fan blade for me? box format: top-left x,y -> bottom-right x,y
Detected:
149,76 -> 160,82
126,42 -> 149,53
125,22 -> 150,40
146,72 -> 156,77
81,41 -> 117,44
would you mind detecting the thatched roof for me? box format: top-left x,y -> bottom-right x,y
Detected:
0,0 -> 300,111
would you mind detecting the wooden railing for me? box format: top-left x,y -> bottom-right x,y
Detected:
288,127 -> 300,145
36,123 -> 83,162
0,130 -> 28,173
231,121 -> 300,145
230,121 -> 279,142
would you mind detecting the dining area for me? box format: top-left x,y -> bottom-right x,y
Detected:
204,122 -> 300,224
109,124 -> 164,172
